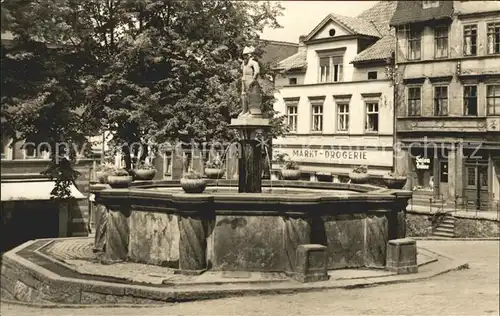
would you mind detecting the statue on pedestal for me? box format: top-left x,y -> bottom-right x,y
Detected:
240,46 -> 263,118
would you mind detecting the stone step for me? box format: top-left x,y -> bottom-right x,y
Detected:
439,222 -> 455,229
441,218 -> 455,224
435,226 -> 455,234
432,231 -> 454,238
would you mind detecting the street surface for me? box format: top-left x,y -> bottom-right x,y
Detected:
1,240 -> 499,316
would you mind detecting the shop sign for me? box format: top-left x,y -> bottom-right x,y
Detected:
416,156 -> 430,169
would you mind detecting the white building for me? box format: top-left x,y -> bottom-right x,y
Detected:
272,1 -> 398,181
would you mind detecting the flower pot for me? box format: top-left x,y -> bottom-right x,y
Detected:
281,169 -> 301,180
132,169 -> 157,181
107,176 -> 133,188
205,168 -> 225,179
382,176 -> 407,189
180,178 -> 207,193
96,171 -> 109,184
349,172 -> 369,184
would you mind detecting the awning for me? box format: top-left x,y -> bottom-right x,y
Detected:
1,180 -> 86,201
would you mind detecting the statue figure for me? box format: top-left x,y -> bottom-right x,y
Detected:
240,46 -> 263,118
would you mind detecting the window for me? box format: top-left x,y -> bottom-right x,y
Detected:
463,25 -> 477,56
464,85 -> 478,116
487,23 -> 500,54
1,138 -> 6,159
288,77 -> 297,85
434,25 -> 448,58
318,53 -> 343,83
337,103 -> 349,132
434,86 -> 448,116
286,103 -> 298,131
466,166 -> 476,186
368,71 -> 377,80
440,161 -> 448,183
319,57 -> 330,83
408,86 -> 421,116
487,85 -> 500,115
408,27 -> 422,60
23,143 -> 36,158
365,102 -> 379,132
311,103 -> 323,132
423,1 -> 439,9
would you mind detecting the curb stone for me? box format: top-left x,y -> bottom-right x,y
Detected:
411,237 -> 500,241
1,241 -> 470,308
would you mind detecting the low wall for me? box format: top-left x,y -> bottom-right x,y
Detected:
406,211 -> 500,238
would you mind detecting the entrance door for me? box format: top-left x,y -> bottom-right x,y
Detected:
465,162 -> 489,210
438,160 -> 449,200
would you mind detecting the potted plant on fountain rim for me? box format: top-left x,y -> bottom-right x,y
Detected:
132,161 -> 157,181
95,164 -> 114,184
382,171 -> 408,189
180,170 -> 207,193
349,165 -> 369,184
276,153 -> 301,180
107,167 -> 133,188
204,158 -> 225,179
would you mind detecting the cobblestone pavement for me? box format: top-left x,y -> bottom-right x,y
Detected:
2,241 -> 499,316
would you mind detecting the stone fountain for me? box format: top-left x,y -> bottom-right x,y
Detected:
1,47 -> 435,306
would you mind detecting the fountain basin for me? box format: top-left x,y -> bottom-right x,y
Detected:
94,180 -> 411,274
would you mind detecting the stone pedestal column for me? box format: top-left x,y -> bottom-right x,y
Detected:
178,215 -> 208,271
284,216 -> 311,272
238,139 -> 262,193
105,208 -> 130,261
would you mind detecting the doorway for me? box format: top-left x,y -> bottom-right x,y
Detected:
465,161 -> 489,210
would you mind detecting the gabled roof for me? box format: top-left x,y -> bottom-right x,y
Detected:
304,13 -> 381,42
274,48 -> 307,71
274,1 -> 398,70
351,1 -> 398,64
390,1 -> 453,26
351,33 -> 395,64
357,1 -> 398,36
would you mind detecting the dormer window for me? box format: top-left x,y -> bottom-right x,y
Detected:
423,1 -> 439,9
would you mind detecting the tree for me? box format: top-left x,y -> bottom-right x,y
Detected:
1,0 -> 286,190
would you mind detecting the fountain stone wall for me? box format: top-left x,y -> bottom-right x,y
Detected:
95,180 -> 411,273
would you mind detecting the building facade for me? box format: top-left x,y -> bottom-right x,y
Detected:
391,0 -> 500,210
272,1 -> 398,179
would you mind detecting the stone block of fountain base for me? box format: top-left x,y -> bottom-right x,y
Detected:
386,238 -> 418,274
293,244 -> 328,283
212,215 -> 285,271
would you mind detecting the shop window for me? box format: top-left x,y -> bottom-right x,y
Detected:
440,161 -> 448,183
464,85 -> 478,116
413,154 -> 434,190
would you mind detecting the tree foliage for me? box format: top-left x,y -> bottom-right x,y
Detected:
1,0 -> 286,196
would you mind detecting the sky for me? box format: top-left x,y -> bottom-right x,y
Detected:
260,1 -> 377,43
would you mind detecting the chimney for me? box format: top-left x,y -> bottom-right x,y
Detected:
298,35 -> 307,53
